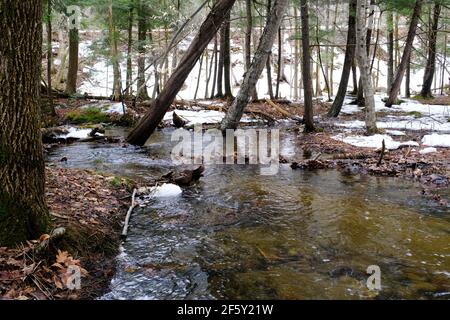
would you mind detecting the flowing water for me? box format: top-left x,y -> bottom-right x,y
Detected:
46,127 -> 450,300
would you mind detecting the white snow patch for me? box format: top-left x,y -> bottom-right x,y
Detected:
82,102 -> 126,115
164,110 -> 225,125
385,130 -> 406,136
332,134 -> 419,150
422,134 -> 450,147
57,127 -> 102,139
419,147 -> 438,154
148,183 -> 182,198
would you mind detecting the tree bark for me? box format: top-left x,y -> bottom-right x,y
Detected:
265,0 -> 275,99
220,0 -> 288,130
0,0 -> 51,246
216,25 -> 225,98
125,5 -> 133,97
108,3 -> 122,101
127,0 -> 237,146
223,12 -> 233,99
387,10 -> 394,91
300,0 -> 315,132
421,3 -> 441,98
356,0 -> 377,134
65,28 -> 79,94
385,0 -> 423,107
245,0 -> 258,101
328,0 -> 357,117
137,0 -> 150,101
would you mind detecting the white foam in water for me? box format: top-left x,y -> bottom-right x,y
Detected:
58,127 -> 103,139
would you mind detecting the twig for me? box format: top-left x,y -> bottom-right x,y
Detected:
121,189 -> 138,239
377,139 -> 386,167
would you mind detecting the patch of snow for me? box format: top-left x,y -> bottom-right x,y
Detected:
422,134 -> 450,147
164,110 -> 225,125
57,127 -> 102,139
336,118 -> 450,132
148,183 -> 182,198
332,134 -> 419,150
385,130 -> 406,136
419,147 -> 438,154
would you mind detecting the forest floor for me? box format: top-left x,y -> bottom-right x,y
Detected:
0,167 -> 133,300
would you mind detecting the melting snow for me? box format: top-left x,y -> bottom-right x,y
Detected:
419,147 -> 438,154
148,183 -> 182,198
422,134 -> 450,147
332,134 -> 419,150
57,127 -> 102,139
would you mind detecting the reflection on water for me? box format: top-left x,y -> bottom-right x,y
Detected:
46,127 -> 450,300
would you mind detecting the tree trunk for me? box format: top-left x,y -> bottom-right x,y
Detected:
65,28 -> 79,94
275,26 -> 282,98
406,54 -> 411,98
356,0 -> 377,134
355,0 -> 375,106
385,0 -> 423,107
108,3 -> 122,101
216,25 -> 225,98
223,12 -> 233,99
328,0 -> 357,117
137,1 -> 150,101
46,0 -> 56,115
125,5 -> 133,97
300,0 -> 315,132
220,0 -> 288,130
127,0 -> 237,146
245,0 -> 258,101
421,3 -> 441,98
265,0 -> 275,99
0,0 -> 51,246
387,10 -> 394,91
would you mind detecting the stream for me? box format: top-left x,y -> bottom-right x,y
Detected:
46,127 -> 450,300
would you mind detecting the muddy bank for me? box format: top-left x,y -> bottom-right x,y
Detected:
0,167 -> 132,300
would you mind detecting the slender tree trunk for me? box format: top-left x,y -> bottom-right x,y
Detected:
108,3 -> 122,101
216,25 -> 225,98
220,0 -> 288,130
406,54 -> 411,98
300,0 -> 315,132
245,0 -> 258,100
46,0 -> 55,115
329,0 -> 339,97
440,33 -> 447,95
351,58 -> 358,94
387,10 -> 394,91
421,3 -> 441,98
127,0 -> 237,145
275,26 -> 282,98
194,51 -> 205,100
65,28 -> 79,94
265,0 -> 275,99
328,0 -> 357,117
293,5 -> 299,100
386,0 -> 423,107
356,0 -> 374,106
137,1 -> 149,101
356,0 -> 377,134
0,0 -> 51,246
126,5 -> 133,97
223,13 -> 233,99
211,35 -> 219,98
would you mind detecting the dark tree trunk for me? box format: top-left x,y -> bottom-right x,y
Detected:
245,0 -> 258,100
385,0 -> 423,107
387,10 -> 394,91
300,0 -> 315,132
211,35 -> 219,98
127,0 -> 237,146
216,25 -> 225,98
66,28 -> 79,94
266,0 -> 274,99
421,3 -> 441,98
351,58 -> 358,94
328,0 -> 357,117
126,5 -> 133,97
108,4 -> 122,101
275,26 -> 282,99
406,54 -> 411,98
223,12 -> 233,99
137,1 -> 150,101
46,0 -> 56,115
0,0 -> 51,246
220,0 -> 288,130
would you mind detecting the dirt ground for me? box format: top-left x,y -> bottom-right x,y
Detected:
0,167 -> 132,300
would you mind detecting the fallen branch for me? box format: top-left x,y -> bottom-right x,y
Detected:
121,189 -> 138,239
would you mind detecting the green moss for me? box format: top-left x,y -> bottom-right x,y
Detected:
407,111 -> 422,119
65,107 -> 111,124
109,176 -> 122,188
